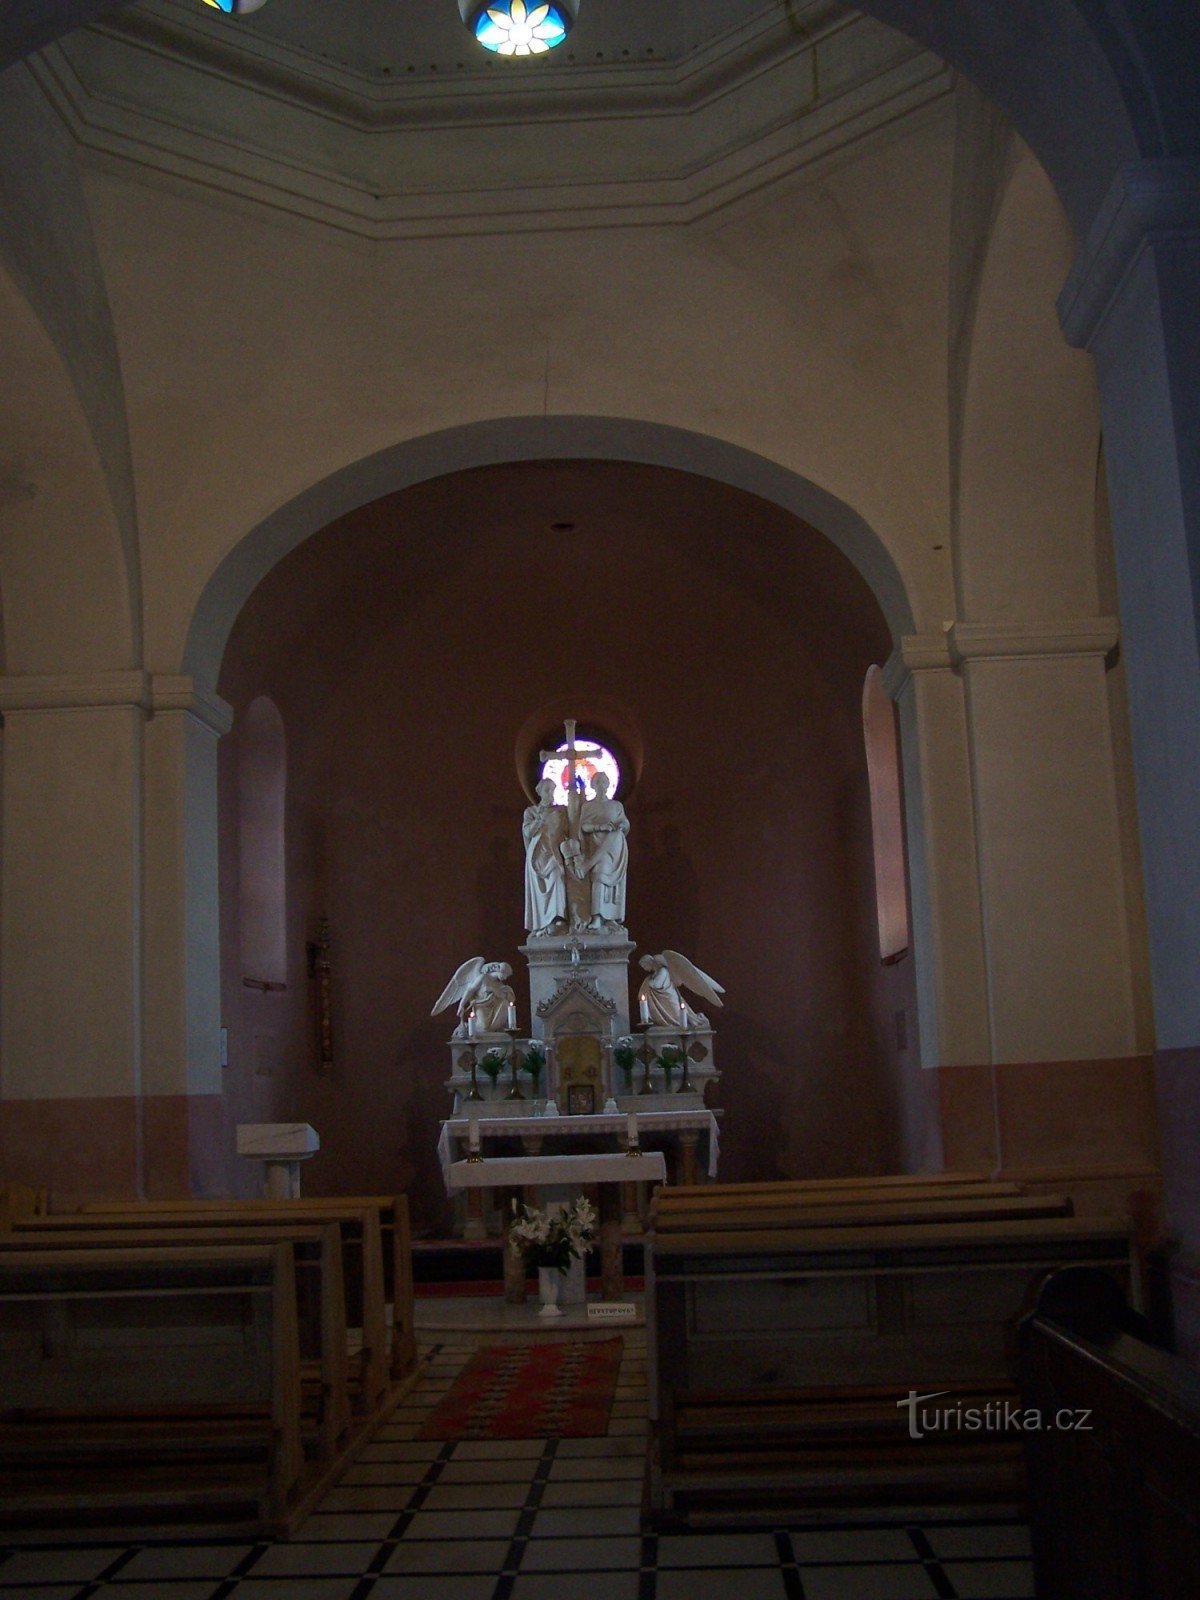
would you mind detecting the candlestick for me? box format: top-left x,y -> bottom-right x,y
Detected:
466,1047 -> 483,1102
505,1029 -> 525,1100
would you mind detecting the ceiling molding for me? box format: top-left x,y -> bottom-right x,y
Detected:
32,2 -> 951,241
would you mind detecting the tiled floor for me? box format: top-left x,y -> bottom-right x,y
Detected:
0,1329 -> 1036,1599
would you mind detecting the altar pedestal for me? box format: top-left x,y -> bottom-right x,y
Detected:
236,1122 -> 319,1198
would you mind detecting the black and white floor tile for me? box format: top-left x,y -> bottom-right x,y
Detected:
0,1330 -> 1036,1599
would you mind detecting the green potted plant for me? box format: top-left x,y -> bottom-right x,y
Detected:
478,1049 -> 506,1098
655,1044 -> 685,1091
520,1041 -> 547,1095
614,1038 -> 638,1095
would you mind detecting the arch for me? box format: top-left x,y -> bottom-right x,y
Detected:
954,145 -> 1102,622
0,63 -> 140,672
0,261 -> 138,672
183,416 -> 915,692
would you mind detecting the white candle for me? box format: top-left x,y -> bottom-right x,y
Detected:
626,1111 -> 638,1147
466,1008 -> 475,1038
639,993 -> 650,1025
507,999 -> 517,1031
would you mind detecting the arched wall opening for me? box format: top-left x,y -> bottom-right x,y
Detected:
211,456 -> 925,1223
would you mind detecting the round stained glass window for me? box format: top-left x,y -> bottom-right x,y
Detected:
540,739 -> 621,802
201,0 -> 270,13
473,1 -> 570,57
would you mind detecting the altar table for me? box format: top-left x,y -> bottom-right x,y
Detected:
446,1151 -> 668,1299
437,1110 -> 720,1185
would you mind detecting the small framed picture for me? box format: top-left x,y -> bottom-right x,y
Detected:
566,1084 -> 596,1116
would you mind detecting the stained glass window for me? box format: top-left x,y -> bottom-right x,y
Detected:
473,1 -> 570,57
540,739 -> 621,802
201,0 -> 269,14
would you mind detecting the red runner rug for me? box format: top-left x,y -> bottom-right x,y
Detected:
418,1337 -> 623,1440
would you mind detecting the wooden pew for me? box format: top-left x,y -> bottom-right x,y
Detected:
654,1180 -> 1025,1211
0,1243 -> 306,1535
1019,1267 -> 1200,1599
646,1199 -> 1134,1524
23,1202 -> 393,1412
650,1192 -> 1066,1233
77,1194 -> 416,1380
0,1223 -> 351,1462
661,1172 -> 993,1199
0,1181 -> 48,1228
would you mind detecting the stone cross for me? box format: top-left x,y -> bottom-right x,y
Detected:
539,717 -> 603,801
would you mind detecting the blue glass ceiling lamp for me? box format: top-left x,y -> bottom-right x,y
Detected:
201,0 -> 270,14
467,0 -> 576,58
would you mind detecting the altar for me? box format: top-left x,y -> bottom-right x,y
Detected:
432,719 -> 727,1254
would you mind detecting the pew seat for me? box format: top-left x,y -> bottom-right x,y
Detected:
647,1189 -> 1134,1524
0,1244 -> 309,1536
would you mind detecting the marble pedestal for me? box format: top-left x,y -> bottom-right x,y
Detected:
236,1122 -> 319,1198
521,932 -> 635,1040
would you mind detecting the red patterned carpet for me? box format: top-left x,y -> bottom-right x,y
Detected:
418,1337 -> 624,1440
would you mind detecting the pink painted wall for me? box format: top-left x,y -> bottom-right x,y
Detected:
216,461 -> 928,1232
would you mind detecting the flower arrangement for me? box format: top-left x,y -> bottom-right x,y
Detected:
478,1049 -> 506,1091
520,1041 -> 547,1089
509,1195 -> 597,1274
655,1044 -> 686,1088
614,1037 -> 638,1091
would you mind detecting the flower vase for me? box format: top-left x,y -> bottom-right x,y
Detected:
537,1266 -> 564,1317
559,1253 -> 587,1306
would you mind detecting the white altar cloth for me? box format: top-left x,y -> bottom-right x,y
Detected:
437,1110 -> 719,1188
447,1150 -> 667,1191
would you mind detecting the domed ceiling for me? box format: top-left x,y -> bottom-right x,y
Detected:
29,0 -> 947,238
232,0 -> 781,79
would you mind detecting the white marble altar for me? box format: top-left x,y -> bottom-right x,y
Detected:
437,1110 -> 721,1186
447,1150 -> 666,1189
436,713 -> 725,1238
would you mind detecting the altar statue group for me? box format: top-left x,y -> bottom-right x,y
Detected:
432,722 -> 724,1038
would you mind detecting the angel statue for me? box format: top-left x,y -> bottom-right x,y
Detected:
432,958 -> 516,1036
637,950 -> 725,1028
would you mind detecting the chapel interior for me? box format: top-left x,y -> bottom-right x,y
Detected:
1,0 -> 1199,1592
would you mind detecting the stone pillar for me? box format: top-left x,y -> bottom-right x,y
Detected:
1059,162 -> 1200,1355
463,1186 -> 486,1240
141,676 -> 233,1196
0,673 -> 147,1203
885,639 -> 990,1069
950,620 -> 1136,1063
599,1184 -> 623,1300
621,1180 -> 641,1234
1059,162 -> 1200,1052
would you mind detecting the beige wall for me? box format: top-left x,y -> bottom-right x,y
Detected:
0,31 -> 1157,1224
